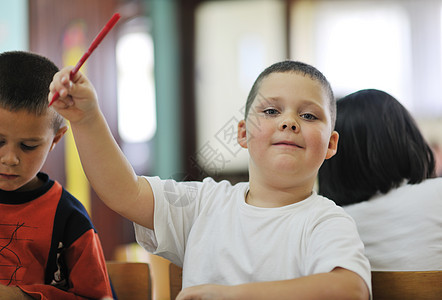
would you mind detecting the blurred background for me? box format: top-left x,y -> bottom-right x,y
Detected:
1,0 -> 441,260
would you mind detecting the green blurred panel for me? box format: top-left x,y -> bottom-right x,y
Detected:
147,0 -> 183,179
0,0 -> 29,51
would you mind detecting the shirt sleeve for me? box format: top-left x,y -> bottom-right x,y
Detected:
305,211 -> 372,296
134,176 -> 204,267
18,229 -> 113,299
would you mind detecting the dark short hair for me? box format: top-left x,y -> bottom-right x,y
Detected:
0,51 -> 63,132
244,60 -> 336,127
318,89 -> 435,205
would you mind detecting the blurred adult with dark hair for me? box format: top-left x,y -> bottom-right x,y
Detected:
318,89 -> 442,271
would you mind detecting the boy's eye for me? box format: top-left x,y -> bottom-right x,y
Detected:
301,113 -> 318,120
21,144 -> 38,151
263,108 -> 279,115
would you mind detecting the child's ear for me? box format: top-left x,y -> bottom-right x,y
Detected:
325,130 -> 339,159
50,125 -> 68,151
237,119 -> 248,149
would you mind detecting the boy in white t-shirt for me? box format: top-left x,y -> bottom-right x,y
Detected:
49,60 -> 371,299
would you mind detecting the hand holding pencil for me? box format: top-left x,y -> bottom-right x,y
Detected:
49,65 -> 100,124
49,13 -> 120,106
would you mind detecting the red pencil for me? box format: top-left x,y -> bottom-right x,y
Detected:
49,13 -> 121,106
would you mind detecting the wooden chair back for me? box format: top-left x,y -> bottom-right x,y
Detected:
106,261 -> 152,300
169,263 -> 183,300
372,270 -> 442,300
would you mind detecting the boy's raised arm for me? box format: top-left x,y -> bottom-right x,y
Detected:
49,67 -> 155,229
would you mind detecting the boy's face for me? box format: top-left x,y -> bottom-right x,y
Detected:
0,107 -> 66,192
237,72 -> 338,187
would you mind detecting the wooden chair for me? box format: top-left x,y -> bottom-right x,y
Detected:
106,261 -> 152,300
371,270 -> 442,300
169,263 -> 183,300
114,243 -> 172,300
112,243 -> 183,300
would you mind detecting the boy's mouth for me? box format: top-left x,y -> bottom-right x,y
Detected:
273,141 -> 303,148
0,173 -> 19,180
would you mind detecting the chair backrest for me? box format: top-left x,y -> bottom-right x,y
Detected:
106,261 -> 152,300
371,270 -> 442,300
169,263 -> 183,300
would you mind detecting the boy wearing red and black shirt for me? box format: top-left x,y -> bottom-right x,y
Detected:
0,51 -> 113,299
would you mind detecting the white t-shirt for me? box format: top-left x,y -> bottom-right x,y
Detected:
343,178 -> 442,271
134,176 -> 371,291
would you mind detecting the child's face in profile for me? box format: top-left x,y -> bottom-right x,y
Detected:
238,72 -> 338,185
0,107 -> 65,192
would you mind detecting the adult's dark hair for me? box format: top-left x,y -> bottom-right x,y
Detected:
244,60 -> 336,128
0,51 -> 63,132
318,89 -> 435,206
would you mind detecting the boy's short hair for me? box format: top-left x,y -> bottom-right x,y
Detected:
318,89 -> 436,205
0,51 -> 63,132
244,60 -> 336,128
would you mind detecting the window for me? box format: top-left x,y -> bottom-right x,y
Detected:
116,17 -> 156,143
291,0 -> 412,109
290,0 -> 442,116
116,16 -> 156,173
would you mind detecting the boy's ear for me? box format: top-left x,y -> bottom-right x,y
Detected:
237,119 -> 248,149
325,130 -> 339,159
50,125 -> 68,151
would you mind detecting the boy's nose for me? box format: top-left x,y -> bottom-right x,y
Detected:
282,124 -> 296,131
0,149 -> 20,166
280,118 -> 299,132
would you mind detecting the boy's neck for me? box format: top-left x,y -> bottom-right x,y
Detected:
246,163 -> 317,207
16,175 -> 45,192
246,178 -> 314,208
